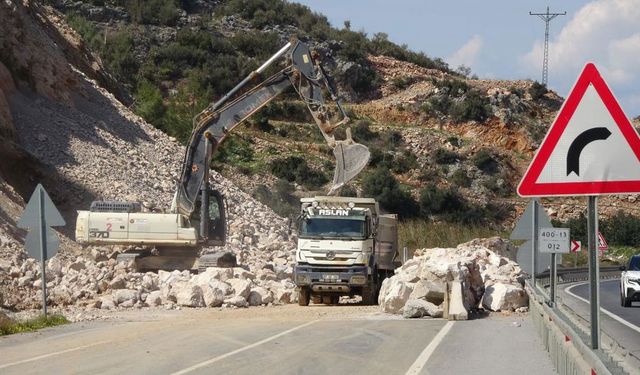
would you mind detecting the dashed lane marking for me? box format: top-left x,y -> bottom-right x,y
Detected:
171,320 -> 319,375
0,341 -> 110,370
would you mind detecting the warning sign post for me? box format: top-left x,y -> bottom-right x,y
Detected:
518,63 -> 639,350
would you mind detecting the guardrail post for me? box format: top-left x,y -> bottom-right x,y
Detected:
532,200 -> 539,285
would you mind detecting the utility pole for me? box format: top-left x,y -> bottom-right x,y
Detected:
529,6 -> 566,86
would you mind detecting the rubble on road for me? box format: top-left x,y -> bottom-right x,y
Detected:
379,237 -> 528,318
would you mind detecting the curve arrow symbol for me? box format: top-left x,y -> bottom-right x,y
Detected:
566,127 -> 611,176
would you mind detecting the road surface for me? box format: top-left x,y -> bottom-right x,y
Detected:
562,279 -> 640,369
0,305 -> 556,375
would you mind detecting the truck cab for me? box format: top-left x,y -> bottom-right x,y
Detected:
294,196 -> 398,306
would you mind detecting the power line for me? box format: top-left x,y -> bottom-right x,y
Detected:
529,6 -> 566,86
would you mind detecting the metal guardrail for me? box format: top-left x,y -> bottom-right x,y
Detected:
536,266 -> 621,288
528,267 -> 632,374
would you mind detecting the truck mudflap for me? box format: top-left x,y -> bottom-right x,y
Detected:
294,265 -> 368,287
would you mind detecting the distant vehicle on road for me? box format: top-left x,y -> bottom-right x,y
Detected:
620,255 -> 640,307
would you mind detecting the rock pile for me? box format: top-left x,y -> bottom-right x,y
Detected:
0,248 -> 297,311
378,237 -> 528,318
0,0 -> 298,313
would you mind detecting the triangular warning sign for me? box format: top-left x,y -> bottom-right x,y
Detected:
518,63 -> 640,197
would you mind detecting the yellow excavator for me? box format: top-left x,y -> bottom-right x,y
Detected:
75,38 -> 370,271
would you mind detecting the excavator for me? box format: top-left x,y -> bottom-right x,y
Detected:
75,38 -> 371,271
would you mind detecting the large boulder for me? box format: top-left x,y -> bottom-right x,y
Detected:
402,299 -> 443,319
201,285 -> 225,307
171,282 -> 205,307
248,286 -> 273,306
113,289 -> 138,305
409,280 -> 445,305
379,277 -> 413,314
227,278 -> 252,299
481,283 -> 528,312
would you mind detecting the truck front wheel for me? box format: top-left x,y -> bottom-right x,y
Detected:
362,286 -> 378,305
298,287 -> 310,306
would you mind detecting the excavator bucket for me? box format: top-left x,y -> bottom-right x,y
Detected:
330,140 -> 370,194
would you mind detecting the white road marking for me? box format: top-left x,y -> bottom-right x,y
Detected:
404,321 -> 454,375
565,282 -> 640,334
0,341 -> 110,370
171,320 -> 319,375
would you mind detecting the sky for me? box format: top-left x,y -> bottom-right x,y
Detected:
292,0 -> 640,117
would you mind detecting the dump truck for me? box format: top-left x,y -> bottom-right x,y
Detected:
75,38 -> 370,271
293,196 -> 399,305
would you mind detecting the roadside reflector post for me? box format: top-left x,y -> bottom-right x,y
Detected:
550,251 -> 557,307
532,200 -> 539,288
587,196 -> 600,349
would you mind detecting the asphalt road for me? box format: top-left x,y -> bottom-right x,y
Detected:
569,279 -> 640,327
0,306 -> 556,375
562,279 -> 640,368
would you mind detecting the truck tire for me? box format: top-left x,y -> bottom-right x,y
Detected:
623,289 -> 632,307
298,288 -> 310,306
362,287 -> 377,305
311,294 -> 322,305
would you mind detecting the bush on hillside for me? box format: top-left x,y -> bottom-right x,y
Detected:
351,120 -> 378,143
472,149 -> 499,174
270,156 -> 328,189
433,148 -> 459,164
529,81 -> 548,101
362,168 -> 419,219
451,90 -> 492,123
134,80 -> 165,124
392,150 -> 419,174
450,169 -> 471,188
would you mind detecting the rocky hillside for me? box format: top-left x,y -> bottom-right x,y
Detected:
47,0 -> 640,228
0,0 -> 298,312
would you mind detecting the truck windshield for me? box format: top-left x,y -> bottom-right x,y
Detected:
300,218 -> 366,239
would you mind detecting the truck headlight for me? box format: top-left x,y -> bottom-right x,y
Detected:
296,274 -> 310,285
350,275 -> 367,285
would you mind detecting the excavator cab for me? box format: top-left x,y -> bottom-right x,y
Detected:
206,189 -> 226,246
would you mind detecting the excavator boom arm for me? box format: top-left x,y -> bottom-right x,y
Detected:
174,39 -> 370,217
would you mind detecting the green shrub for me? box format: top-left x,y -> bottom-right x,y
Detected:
270,156 -> 328,189
433,148 -> 459,164
451,169 -> 471,188
419,184 -> 464,216
0,314 -> 69,336
68,14 -> 103,52
126,0 -> 180,26
102,29 -> 139,86
529,81 -> 548,101
134,80 -> 165,124
351,120 -> 378,143
483,175 -> 510,197
451,90 -> 491,123
434,78 -> 470,97
447,136 -> 461,147
212,135 -> 254,164
601,211 -> 640,247
472,149 -> 499,174
392,150 -> 419,174
362,168 -> 419,219
391,76 -> 413,90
